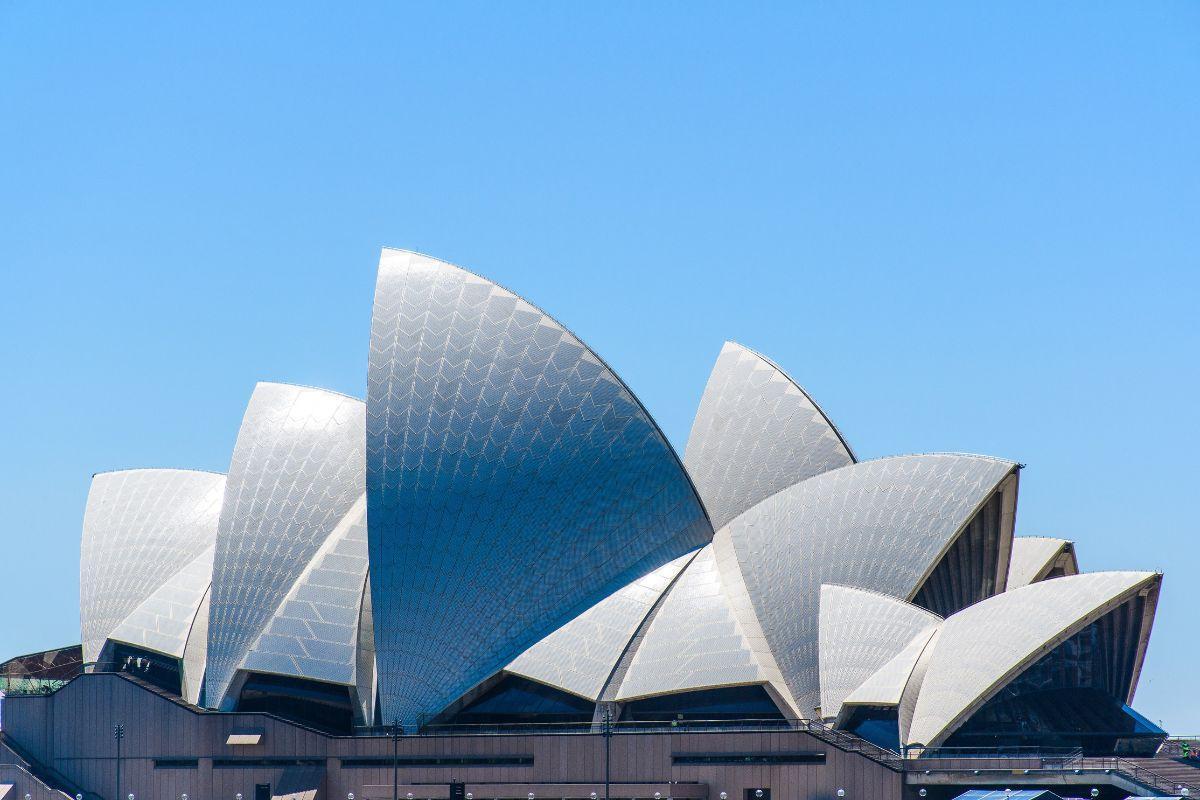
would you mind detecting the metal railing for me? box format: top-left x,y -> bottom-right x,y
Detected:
904,745 -> 1084,760
354,717 -> 905,770
1063,753 -> 1200,797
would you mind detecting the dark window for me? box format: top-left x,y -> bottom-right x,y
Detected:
840,705 -> 901,752
255,784 -> 271,800
340,755 -> 533,767
673,753 -> 823,765
213,758 -> 325,768
438,675 -> 594,726
108,643 -> 182,696
620,685 -> 786,724
153,759 -> 198,769
236,672 -> 354,735
943,594 -> 1165,757
745,791 -> 771,800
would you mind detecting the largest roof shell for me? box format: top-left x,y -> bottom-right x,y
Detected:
79,469 -> 225,668
684,341 -> 855,530
206,382 -> 368,709
724,453 -> 1018,718
367,249 -> 714,728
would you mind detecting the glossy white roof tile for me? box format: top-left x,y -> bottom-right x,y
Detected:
684,342 -> 855,530
818,584 -> 940,720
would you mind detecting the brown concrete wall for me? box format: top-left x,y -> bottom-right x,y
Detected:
2,675 -> 902,800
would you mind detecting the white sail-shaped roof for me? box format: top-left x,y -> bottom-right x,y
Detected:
506,551 -> 695,701
684,341 -> 855,530
206,383 -> 369,710
840,625 -> 939,719
818,584 -> 940,720
104,545 -> 215,703
80,469 -> 225,668
906,570 -> 1161,748
1006,536 -> 1078,589
724,453 -> 1018,717
367,249 -> 714,728
615,536 -> 799,716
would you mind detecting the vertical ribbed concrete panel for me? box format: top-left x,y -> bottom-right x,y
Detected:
206,383 -> 368,709
818,584 -> 941,720
684,342 -> 855,530
506,551 -> 695,701
1006,536 -> 1078,589
724,453 -> 1018,718
367,249 -> 714,727
80,469 -> 225,667
615,538 -> 798,715
905,571 -> 1161,748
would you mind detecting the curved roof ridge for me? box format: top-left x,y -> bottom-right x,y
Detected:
906,570 -> 1162,748
719,451 -> 1018,535
251,380 -> 364,404
723,340 -> 858,462
818,584 -> 943,719
91,467 -> 227,478
368,249 -> 715,727
721,452 -> 1020,715
378,247 -> 709,528
819,582 -> 944,621
207,382 -> 367,709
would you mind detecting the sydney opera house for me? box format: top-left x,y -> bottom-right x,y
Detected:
0,250 -> 1182,800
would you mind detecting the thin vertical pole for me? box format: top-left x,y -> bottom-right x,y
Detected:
392,720 -> 399,800
114,723 -> 125,800
603,707 -> 611,800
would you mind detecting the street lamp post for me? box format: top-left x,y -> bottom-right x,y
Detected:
603,706 -> 612,800
391,720 -> 401,800
113,723 -> 125,800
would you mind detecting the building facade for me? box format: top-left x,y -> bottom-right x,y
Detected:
0,248 -> 1175,800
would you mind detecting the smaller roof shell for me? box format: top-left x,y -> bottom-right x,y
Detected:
836,623 -> 940,723
724,452 -> 1019,717
80,468 -> 225,667
818,584 -> 940,720
1006,536 -> 1079,589
615,536 -> 799,716
505,551 -> 696,701
206,382 -> 368,709
683,341 -> 855,530
906,570 -> 1161,748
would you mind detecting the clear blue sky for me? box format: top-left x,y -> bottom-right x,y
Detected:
1,3 -> 1196,729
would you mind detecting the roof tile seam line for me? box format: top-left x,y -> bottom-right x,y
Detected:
251,380 -> 365,404
724,340 -> 858,463
595,548 -> 707,706
90,467 -> 228,478
820,583 -> 945,620
923,572 -> 1162,748
229,496 -> 369,696
378,246 -> 716,535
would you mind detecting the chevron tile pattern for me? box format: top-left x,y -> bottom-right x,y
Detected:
725,453 -> 1017,717
684,341 -> 855,530
367,249 -> 714,727
80,469 -> 225,666
206,382 -> 367,708
506,551 -> 694,701
818,583 -> 941,720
